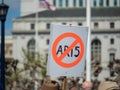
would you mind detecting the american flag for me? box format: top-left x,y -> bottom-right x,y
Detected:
39,0 -> 56,11
39,0 -> 48,8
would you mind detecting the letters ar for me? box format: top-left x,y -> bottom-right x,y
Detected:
56,45 -> 80,57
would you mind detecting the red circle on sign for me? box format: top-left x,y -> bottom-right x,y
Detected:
52,32 -> 84,68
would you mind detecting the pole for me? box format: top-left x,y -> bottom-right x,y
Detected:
35,0 -> 39,60
35,11 -> 38,60
86,0 -> 91,81
0,20 -> 5,90
34,1 -> 39,89
62,77 -> 67,90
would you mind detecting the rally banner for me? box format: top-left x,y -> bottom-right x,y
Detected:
47,24 -> 88,77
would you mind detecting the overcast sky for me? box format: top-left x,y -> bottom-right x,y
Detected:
0,0 -> 20,35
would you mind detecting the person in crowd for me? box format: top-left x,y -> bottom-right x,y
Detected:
98,81 -> 119,90
69,85 -> 77,90
40,80 -> 59,90
81,81 -> 93,90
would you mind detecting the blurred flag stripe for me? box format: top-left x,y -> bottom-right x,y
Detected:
39,0 -> 48,8
39,0 -> 56,11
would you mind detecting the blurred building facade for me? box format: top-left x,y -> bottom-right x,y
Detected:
12,0 -> 120,81
0,36 -> 13,61
21,0 -> 120,16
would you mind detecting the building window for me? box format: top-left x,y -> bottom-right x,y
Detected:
106,0 -> 109,6
78,22 -> 82,26
114,0 -> 117,6
79,0 -> 83,6
31,23 -> 35,30
46,39 -> 49,45
109,53 -> 115,61
94,22 -> 99,29
73,0 -> 77,7
93,0 -> 97,6
99,0 -> 103,6
59,0 -> 63,7
46,39 -> 50,45
53,0 -> 56,6
110,38 -> 114,44
46,23 -> 50,29
62,22 -> 66,25
27,38 -> 35,59
91,39 -> 101,61
65,0 -> 69,7
109,53 -> 115,77
110,22 -> 114,28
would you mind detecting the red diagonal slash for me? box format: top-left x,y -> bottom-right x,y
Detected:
52,32 -> 84,68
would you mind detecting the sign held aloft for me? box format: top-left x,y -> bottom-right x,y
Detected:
47,24 -> 88,77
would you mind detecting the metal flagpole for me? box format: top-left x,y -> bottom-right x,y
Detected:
34,0 -> 39,90
35,0 -> 39,60
86,0 -> 91,81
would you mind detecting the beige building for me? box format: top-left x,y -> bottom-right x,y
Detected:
0,36 -> 13,61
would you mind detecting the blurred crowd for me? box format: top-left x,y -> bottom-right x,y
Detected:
5,58 -> 120,90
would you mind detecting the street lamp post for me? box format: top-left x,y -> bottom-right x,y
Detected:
0,0 -> 9,89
